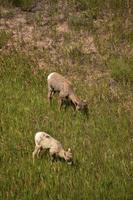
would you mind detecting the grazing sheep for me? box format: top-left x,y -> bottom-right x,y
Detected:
47,72 -> 88,112
32,132 -> 73,164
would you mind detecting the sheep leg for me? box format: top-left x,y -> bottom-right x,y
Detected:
37,147 -> 42,158
48,91 -> 52,104
59,97 -> 64,110
38,148 -> 46,158
49,149 -> 56,161
59,92 -> 66,110
48,87 -> 54,104
32,145 -> 41,163
68,100 -> 76,111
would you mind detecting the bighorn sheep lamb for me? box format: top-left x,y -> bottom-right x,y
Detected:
32,132 -> 73,164
47,72 -> 88,112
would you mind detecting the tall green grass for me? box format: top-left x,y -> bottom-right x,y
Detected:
0,52 -> 132,199
109,57 -> 133,83
0,31 -> 11,49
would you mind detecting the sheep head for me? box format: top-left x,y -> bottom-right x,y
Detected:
64,148 -> 73,164
76,100 -> 88,113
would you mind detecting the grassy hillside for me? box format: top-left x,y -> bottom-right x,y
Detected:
0,0 -> 133,199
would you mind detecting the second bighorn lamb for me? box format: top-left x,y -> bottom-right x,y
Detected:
32,132 -> 73,164
47,72 -> 88,112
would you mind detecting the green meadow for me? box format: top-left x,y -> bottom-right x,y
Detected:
0,0 -> 133,199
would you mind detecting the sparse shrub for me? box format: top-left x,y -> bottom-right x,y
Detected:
70,0 -> 132,18
66,46 -> 90,65
72,0 -> 103,11
74,0 -> 90,11
0,0 -> 10,6
13,0 -> 35,9
0,0 -> 36,9
68,13 -> 93,31
34,12 -> 44,26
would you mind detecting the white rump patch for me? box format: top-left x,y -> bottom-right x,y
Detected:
47,72 -> 56,80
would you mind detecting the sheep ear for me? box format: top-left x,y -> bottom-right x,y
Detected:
83,100 -> 88,107
74,102 -> 78,107
83,100 -> 87,104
